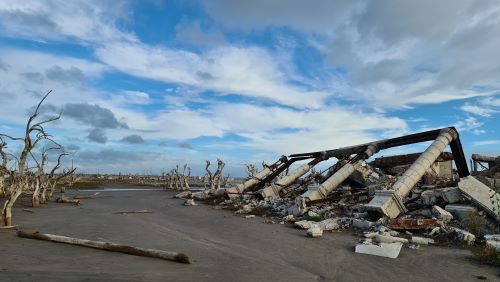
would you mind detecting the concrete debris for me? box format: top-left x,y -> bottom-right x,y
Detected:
411,236 -> 435,245
184,199 -> 197,206
179,128 -> 500,259
352,219 -> 374,230
387,218 -> 439,230
484,235 -> 500,250
294,220 -> 318,230
355,241 -> 403,259
306,226 -> 323,238
318,218 -> 340,231
244,215 -> 255,219
457,176 -> 500,220
374,233 -> 409,244
444,227 -> 476,245
432,205 -> 453,223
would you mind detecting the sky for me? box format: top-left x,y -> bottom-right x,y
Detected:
0,0 -> 499,176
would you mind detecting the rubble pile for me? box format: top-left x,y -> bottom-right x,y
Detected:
176,127 -> 499,259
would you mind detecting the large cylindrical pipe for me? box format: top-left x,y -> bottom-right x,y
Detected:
225,167 -> 272,198
365,128 -> 457,218
303,144 -> 379,201
392,128 -> 457,199
260,156 -> 325,198
472,154 -> 499,163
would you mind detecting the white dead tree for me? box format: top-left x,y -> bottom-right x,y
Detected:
173,165 -> 181,190
205,159 -> 226,191
182,164 -> 191,190
0,138 -> 8,198
1,91 -> 61,226
245,164 -> 257,178
43,152 -> 69,203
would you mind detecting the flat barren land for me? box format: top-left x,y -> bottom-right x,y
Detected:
0,188 -> 498,282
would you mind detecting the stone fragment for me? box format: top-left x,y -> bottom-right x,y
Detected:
352,219 -> 374,230
432,205 -> 453,223
411,236 -> 435,245
244,215 -> 255,219
318,218 -> 340,231
294,220 -> 318,230
374,234 -> 409,244
484,235 -> 500,251
445,204 -> 477,222
306,226 -> 323,238
184,199 -> 197,206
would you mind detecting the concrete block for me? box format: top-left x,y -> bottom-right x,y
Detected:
355,242 -> 403,259
432,205 -> 453,223
484,235 -> 500,250
306,226 -> 323,238
458,176 -> 500,220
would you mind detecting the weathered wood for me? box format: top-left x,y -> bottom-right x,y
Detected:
73,192 -> 101,199
55,195 -> 80,205
17,231 -> 190,264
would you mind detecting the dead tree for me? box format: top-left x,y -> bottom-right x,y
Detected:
173,165 -> 181,190
205,159 -> 226,191
43,152 -> 68,202
245,164 -> 257,178
1,90 -> 61,226
182,164 -> 191,190
0,138 -> 8,198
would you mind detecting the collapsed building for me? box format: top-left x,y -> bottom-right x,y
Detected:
177,127 -> 500,258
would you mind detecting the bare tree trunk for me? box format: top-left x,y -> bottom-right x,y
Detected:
1,181 -> 24,226
17,230 -> 190,264
32,176 -> 41,208
183,166 -> 191,190
0,176 -> 4,198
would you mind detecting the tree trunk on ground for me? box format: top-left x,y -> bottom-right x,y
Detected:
17,230 -> 190,264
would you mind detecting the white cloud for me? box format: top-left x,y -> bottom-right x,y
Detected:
461,103 -> 498,117
115,91 -> 151,105
95,42 -> 329,109
0,0 -> 135,43
473,140 -> 500,146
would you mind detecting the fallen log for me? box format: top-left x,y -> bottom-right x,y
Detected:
73,192 -> 102,200
55,196 -> 81,205
17,230 -> 190,264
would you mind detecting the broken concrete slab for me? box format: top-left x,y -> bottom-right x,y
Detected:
355,242 -> 403,259
439,187 -> 463,203
432,205 -> 453,223
445,227 -> 476,245
457,175 -> 500,221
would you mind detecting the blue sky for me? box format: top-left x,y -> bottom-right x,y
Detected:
0,0 -> 499,176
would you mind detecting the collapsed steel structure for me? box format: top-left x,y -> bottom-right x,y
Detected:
223,127 -> 499,220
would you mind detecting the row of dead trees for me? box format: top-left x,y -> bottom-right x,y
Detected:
163,158 -> 229,191
0,91 -> 76,227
